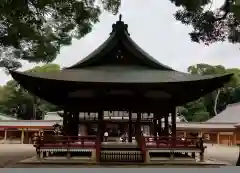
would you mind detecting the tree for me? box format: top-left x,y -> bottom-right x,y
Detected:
170,0 -> 240,45
183,63 -> 240,122
180,99 -> 210,122
0,63 -> 60,119
0,0 -> 121,70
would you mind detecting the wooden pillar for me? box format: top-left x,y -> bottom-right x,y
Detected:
4,130 -> 7,143
171,105 -> 176,138
98,110 -> 104,142
155,112 -> 162,135
217,132 -> 220,144
73,112 -> 79,137
63,111 -> 68,136
164,114 -> 169,136
136,112 -> 141,140
234,131 -> 237,145
128,111 -> 132,142
21,129 -> 24,144
158,115 -> 162,134
153,114 -> 157,136
68,112 -> 75,137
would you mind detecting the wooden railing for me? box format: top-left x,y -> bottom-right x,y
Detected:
144,136 -> 204,149
34,135 -> 98,148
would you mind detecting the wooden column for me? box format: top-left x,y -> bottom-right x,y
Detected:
21,129 -> 24,144
98,110 -> 104,142
63,111 -> 69,136
217,132 -> 220,144
171,105 -> 176,138
68,112 -> 75,137
164,114 -> 169,136
73,112 -> 80,137
128,111 -> 132,142
156,113 -> 162,135
153,113 -> 157,137
4,130 -> 7,143
234,131 -> 237,145
136,112 -> 141,140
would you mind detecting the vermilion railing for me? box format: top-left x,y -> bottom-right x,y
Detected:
144,136 -> 203,149
34,135 -> 98,148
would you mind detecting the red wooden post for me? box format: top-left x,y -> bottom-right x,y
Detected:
81,137 -> 84,146
96,136 -> 100,162
140,136 -> 147,162
67,136 -> 70,158
156,136 -> 159,148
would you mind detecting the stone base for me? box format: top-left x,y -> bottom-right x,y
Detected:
18,156 -> 228,167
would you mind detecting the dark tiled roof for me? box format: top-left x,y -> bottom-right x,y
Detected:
10,66 -> 232,84
67,18 -> 174,70
207,103 -> 240,123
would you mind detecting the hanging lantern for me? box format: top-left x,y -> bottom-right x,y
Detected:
231,0 -> 240,20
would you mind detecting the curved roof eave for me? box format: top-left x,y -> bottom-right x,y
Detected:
9,69 -> 233,85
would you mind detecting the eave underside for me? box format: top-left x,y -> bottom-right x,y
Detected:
10,70 -> 232,111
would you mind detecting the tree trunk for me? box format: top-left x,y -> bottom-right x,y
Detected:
214,89 -> 221,116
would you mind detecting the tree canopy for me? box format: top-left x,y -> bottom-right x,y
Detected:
0,63 -> 60,120
180,63 -> 240,122
1,0 -> 240,71
0,0 -> 121,69
171,0 -> 240,45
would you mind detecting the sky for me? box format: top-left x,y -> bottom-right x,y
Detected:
1,0 -> 240,85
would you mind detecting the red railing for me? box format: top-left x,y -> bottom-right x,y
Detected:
144,136 -> 202,149
34,135 -> 98,149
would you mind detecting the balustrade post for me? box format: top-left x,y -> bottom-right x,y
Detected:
96,136 -> 101,162
67,136 -> 70,159
199,137 -> 204,162
81,137 -> 84,146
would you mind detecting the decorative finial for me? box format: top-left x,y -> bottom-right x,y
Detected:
119,14 -> 122,21
110,14 -> 130,36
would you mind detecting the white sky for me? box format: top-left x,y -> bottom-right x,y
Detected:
1,0 -> 240,85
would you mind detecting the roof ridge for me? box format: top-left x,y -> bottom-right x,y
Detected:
66,15 -> 174,70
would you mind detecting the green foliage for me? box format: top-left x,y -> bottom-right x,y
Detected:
170,0 -> 240,45
0,63 -> 60,119
0,0 -> 121,69
182,63 -> 240,122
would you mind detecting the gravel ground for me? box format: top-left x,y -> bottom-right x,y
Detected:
0,144 -> 239,167
204,144 -> 240,166
0,144 -> 35,168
